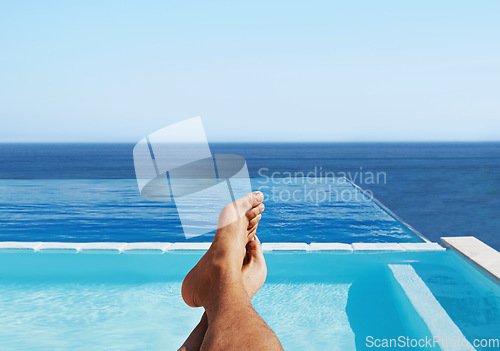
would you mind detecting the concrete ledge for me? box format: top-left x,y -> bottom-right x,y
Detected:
0,242 -> 43,251
308,243 -> 353,252
38,242 -> 81,251
441,236 -> 500,282
123,242 -> 172,252
261,243 -> 309,251
78,243 -> 128,252
168,243 -> 211,251
352,243 -> 404,252
400,243 -> 445,252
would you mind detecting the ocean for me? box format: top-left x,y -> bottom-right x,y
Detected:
0,143 -> 499,249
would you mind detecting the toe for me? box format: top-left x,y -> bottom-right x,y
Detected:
248,224 -> 259,239
247,235 -> 264,260
248,213 -> 262,229
234,191 -> 264,216
246,203 -> 265,220
246,238 -> 259,258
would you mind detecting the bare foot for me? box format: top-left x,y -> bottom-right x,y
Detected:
242,235 -> 267,298
181,191 -> 265,308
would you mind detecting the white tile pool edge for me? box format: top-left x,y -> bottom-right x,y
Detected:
0,241 -> 444,253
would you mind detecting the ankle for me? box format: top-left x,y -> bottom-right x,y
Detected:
208,258 -> 240,287
208,247 -> 244,274
204,283 -> 251,317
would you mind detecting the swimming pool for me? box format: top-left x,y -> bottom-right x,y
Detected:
0,177 -> 423,243
0,248 -> 498,350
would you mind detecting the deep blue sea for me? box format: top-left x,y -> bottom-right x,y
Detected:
0,143 -> 499,249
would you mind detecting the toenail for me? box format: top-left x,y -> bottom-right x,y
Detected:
259,203 -> 265,210
254,192 -> 264,201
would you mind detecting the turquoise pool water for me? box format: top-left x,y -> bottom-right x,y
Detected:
0,250 -> 498,350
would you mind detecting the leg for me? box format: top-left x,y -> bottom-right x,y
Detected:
201,285 -> 282,351
182,192 -> 283,350
179,194 -> 267,351
178,312 -> 208,351
179,236 -> 267,351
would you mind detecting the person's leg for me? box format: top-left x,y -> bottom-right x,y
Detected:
179,194 -> 266,351
182,192 -> 283,350
178,312 -> 208,351
179,235 -> 267,351
201,236 -> 279,350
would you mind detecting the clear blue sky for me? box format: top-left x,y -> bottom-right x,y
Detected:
1,0 -> 499,142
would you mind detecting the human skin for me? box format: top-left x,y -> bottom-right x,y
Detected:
180,192 -> 283,351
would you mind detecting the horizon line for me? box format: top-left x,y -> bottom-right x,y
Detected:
0,140 -> 500,144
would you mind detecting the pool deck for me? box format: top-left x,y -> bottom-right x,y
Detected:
441,236 -> 500,282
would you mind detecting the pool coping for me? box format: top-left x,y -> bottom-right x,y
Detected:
441,236 -> 500,283
0,241 -> 445,253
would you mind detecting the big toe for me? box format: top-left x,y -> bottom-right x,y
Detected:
247,236 -> 264,262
